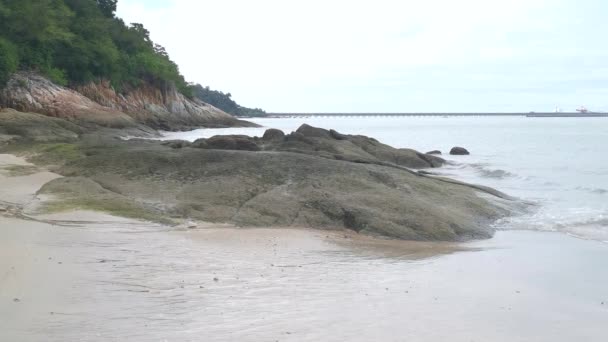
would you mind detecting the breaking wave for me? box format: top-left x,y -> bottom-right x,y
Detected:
576,186 -> 608,195
458,162 -> 518,180
496,209 -> 608,242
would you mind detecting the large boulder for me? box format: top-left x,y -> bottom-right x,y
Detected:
161,140 -> 191,149
296,123 -> 332,138
192,135 -> 260,151
272,125 -> 445,169
450,147 -> 470,155
262,128 -> 285,141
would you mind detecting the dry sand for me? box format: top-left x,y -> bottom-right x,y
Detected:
1,154 -> 607,341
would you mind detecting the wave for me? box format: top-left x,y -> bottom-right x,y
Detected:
478,168 -> 515,179
496,209 -> 608,242
576,186 -> 608,195
462,163 -> 517,179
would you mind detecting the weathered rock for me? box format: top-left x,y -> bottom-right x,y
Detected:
329,129 -> 348,140
271,125 -> 445,169
0,72 -> 256,130
426,150 -> 442,155
161,140 -> 191,149
450,147 -> 470,155
43,135 -> 515,241
296,124 -> 332,138
0,109 -> 82,142
262,128 -> 285,140
3,113 -> 516,242
192,135 -> 260,151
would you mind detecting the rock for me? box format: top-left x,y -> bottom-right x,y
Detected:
426,150 -> 442,155
273,125 -> 445,169
296,124 -> 332,138
450,147 -> 470,155
161,140 -> 191,149
52,134 -> 514,241
262,128 -> 285,140
0,109 -> 82,142
0,72 -> 255,130
193,135 -> 260,151
9,113 -> 515,241
329,129 -> 348,140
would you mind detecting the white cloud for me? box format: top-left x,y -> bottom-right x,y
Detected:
117,0 -> 608,112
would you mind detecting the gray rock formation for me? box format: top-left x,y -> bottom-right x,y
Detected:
262,128 -> 285,141
266,124 -> 445,169
0,72 -> 255,130
193,135 -> 261,151
44,136 -> 512,241
191,125 -> 445,169
450,147 -> 470,155
2,112 -> 517,241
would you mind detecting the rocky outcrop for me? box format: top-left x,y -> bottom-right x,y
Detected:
161,140 -> 192,149
41,136 -> 513,241
262,128 -> 285,141
426,150 -> 442,155
0,72 -> 253,130
190,125 -> 445,169
0,109 -> 83,143
450,147 -> 470,155
193,135 -> 261,151
2,113 -> 517,241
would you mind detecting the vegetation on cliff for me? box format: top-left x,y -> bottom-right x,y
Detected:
191,84 -> 266,117
0,0 -> 265,117
0,0 -> 188,95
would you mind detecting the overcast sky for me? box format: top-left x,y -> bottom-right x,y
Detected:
117,0 -> 608,112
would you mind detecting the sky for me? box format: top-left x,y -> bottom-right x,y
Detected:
117,0 -> 608,112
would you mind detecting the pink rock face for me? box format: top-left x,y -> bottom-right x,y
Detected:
0,72 -> 236,129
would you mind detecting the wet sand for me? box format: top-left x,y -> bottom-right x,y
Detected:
1,154 -> 608,341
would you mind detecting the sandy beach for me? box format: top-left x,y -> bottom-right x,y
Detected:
1,153 -> 607,341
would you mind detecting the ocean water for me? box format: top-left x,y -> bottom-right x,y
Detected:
7,119 -> 608,341
162,116 -> 608,242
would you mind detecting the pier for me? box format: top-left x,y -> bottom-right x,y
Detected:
267,112 -> 608,118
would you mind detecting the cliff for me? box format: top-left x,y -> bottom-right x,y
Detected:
0,72 -> 252,131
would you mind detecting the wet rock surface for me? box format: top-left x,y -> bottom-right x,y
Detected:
450,146 -> 470,155
1,112 -> 516,241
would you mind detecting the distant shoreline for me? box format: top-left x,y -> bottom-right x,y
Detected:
267,112 -> 608,118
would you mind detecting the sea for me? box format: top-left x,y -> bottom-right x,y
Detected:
162,116 -> 608,242
9,116 -> 608,341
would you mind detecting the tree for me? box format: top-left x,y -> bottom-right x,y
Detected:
0,0 -> 260,108
191,84 -> 266,117
96,0 -> 117,18
0,38 -> 19,86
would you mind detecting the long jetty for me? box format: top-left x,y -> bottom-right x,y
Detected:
267,112 -> 608,118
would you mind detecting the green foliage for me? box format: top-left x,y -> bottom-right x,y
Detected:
192,84 -> 267,117
0,0 -> 190,95
0,38 -> 19,86
96,0 -> 117,18
0,0 -> 261,110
